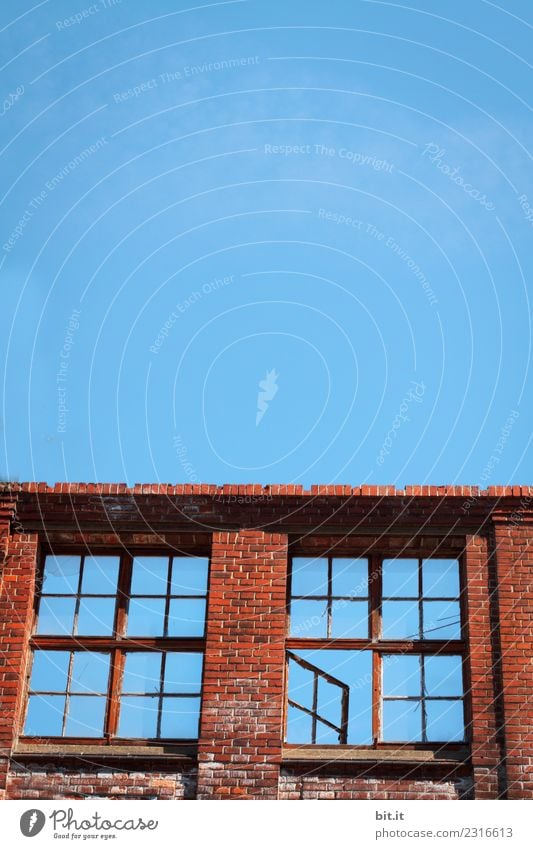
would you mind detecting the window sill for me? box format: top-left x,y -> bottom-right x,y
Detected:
282,745 -> 470,765
13,741 -> 197,766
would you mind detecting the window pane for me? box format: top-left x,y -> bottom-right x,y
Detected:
167,599 -> 206,637
382,700 -> 422,742
42,555 -> 81,594
24,695 -> 65,736
383,655 -> 421,697
291,557 -> 328,596
82,556 -> 120,594
164,653 -> 203,693
290,599 -> 328,638
288,657 -> 314,711
423,601 -> 461,639
381,601 -> 420,639
70,652 -> 110,694
76,598 -> 115,636
317,678 -> 342,728
65,696 -> 106,737
29,651 -> 70,693
122,652 -> 162,693
382,558 -> 419,598
424,656 -> 463,697
330,600 -> 368,638
286,704 -> 313,743
118,696 -> 158,737
131,557 -> 169,595
332,558 -> 368,597
170,557 -> 208,595
423,559 -> 460,598
426,700 -> 464,741
160,697 -> 200,738
36,597 -> 76,635
127,598 -> 166,636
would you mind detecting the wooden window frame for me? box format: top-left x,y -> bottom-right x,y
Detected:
21,550 -> 209,746
285,553 -> 468,749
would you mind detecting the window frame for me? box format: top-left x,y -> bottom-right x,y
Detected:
21,548 -> 209,746
285,551 -> 470,750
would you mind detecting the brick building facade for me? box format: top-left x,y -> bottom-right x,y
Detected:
0,482 -> 531,800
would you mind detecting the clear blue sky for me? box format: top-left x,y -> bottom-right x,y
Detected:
1,0 -> 532,487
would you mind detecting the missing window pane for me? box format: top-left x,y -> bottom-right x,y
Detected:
381,600 -> 420,639
160,697 -> 200,738
383,654 -> 421,697
423,601 -> 461,639
118,696 -> 158,738
170,557 -> 208,595
167,598 -> 206,637
330,599 -> 368,638
290,599 -> 328,638
424,655 -> 463,697
164,653 -> 203,693
425,699 -> 464,742
423,559 -> 460,599
291,557 -> 328,597
41,555 -> 81,594
382,559 -> 419,598
36,597 -> 76,635
70,652 -> 110,694
130,557 -> 169,595
331,558 -> 368,597
76,598 -> 116,636
29,651 -> 70,693
82,556 -> 120,594
24,695 -> 65,736
65,696 -> 106,737
122,652 -> 162,694
382,700 -> 422,742
127,598 -> 166,636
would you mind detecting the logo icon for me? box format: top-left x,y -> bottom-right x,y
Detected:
20,810 -> 46,837
256,368 -> 279,426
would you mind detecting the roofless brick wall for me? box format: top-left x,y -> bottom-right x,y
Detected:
0,483 -> 531,800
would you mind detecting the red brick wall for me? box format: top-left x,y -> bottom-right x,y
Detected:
6,765 -> 196,799
493,515 -> 533,799
197,530 -> 288,799
279,774 -> 470,800
0,529 -> 38,799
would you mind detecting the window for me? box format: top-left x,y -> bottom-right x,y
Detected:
286,555 -> 466,746
23,553 -> 209,741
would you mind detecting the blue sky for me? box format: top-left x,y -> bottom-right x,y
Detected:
1,0 -> 532,487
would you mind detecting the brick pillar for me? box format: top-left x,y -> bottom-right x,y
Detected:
197,529 -> 288,799
0,525 -> 38,799
464,534 -> 502,798
493,513 -> 533,799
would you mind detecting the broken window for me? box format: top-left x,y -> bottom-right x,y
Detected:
287,555 -> 465,745
23,553 -> 208,741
